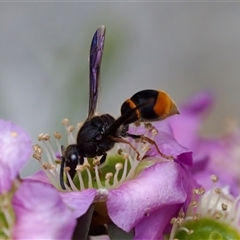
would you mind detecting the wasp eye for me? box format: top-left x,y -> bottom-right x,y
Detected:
69,153 -> 78,162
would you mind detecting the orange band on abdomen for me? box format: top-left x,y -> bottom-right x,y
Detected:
126,99 -> 141,118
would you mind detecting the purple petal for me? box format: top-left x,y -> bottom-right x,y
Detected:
180,90 -> 214,115
107,161 -> 191,233
167,113 -> 200,150
12,180 -> 76,239
134,204 -> 181,240
26,170 -> 97,218
60,189 -> 97,218
146,131 -> 193,166
26,170 -> 51,184
0,120 -> 32,194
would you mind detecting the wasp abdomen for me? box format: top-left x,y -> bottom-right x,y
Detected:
120,89 -> 179,125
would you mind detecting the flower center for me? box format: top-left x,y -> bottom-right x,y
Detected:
33,119 -> 161,192
169,175 -> 240,240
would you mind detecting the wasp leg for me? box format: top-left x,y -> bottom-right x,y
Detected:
127,133 -> 174,160
110,136 -> 140,160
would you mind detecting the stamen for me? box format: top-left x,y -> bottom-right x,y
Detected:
105,172 -> 113,188
94,165 -> 103,188
208,188 -> 222,215
214,212 -> 223,219
119,155 -> 129,184
113,163 -> 123,186
211,174 -> 218,183
62,118 -> 70,125
178,227 -> 194,235
53,131 -> 62,155
76,165 -> 85,190
191,200 -> 198,208
86,168 -> 93,188
203,175 -> 218,215
61,119 -> 76,144
193,187 -> 205,195
38,134 -> 55,165
221,203 -> 228,211
66,169 -> 79,191
227,195 -> 240,223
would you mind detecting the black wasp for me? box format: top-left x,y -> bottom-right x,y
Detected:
60,26 -> 179,189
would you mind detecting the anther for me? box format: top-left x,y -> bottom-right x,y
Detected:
134,121 -> 141,127
144,122 -> 152,130
53,131 -> 61,139
191,200 -> 198,208
117,149 -> 123,155
83,162 -> 90,169
214,212 -> 223,219
67,125 -> 74,132
179,211 -> 185,218
76,165 -> 84,172
215,188 -> 222,194
105,172 -> 113,180
221,203 -> 228,211
38,133 -> 45,141
62,118 -> 70,126
151,128 -> 158,136
65,167 -> 71,172
55,158 -> 61,164
93,158 -> 101,166
115,163 -> 123,171
33,153 -> 41,161
211,174 -> 218,183
43,134 -> 50,141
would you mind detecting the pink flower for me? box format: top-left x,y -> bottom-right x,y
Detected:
32,119 -> 196,239
0,119 -> 31,194
12,180 -> 76,239
165,91 -> 239,195
0,119 -> 76,239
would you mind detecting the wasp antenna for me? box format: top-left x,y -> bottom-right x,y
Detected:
60,145 -> 66,190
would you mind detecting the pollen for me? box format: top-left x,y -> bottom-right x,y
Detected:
211,174 -> 218,182
115,163 -> 123,171
105,172 -> 113,180
67,125 -> 74,133
191,200 -> 198,208
53,131 -> 61,139
76,165 -> 85,172
62,118 -> 70,125
221,203 -> 228,211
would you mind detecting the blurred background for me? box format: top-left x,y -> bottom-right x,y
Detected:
1,3 -> 240,176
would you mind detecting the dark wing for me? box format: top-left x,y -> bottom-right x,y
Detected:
88,25 -> 106,119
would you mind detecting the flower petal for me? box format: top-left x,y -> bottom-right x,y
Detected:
146,130 -> 193,166
12,180 -> 76,239
0,120 -> 32,194
26,170 -> 51,184
60,189 -> 97,218
107,161 -> 191,233
134,204 -> 181,240
180,90 -> 214,115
